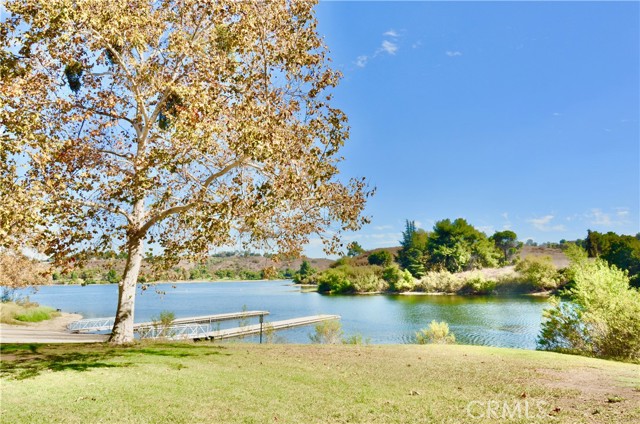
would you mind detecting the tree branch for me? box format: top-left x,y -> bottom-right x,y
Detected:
76,200 -> 132,223
137,157 -> 246,236
74,103 -> 139,133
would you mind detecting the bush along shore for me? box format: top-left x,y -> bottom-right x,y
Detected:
296,254 -> 568,296
297,220 -> 640,297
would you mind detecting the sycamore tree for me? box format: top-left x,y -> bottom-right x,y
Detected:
0,0 -> 371,344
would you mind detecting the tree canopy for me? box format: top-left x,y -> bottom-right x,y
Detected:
346,241 -> 364,257
397,220 -> 428,277
0,0 -> 370,343
585,230 -> 640,287
367,250 -> 392,267
426,218 -> 500,273
490,230 -> 521,264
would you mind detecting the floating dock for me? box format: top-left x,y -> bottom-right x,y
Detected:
202,314 -> 341,341
68,311 -> 270,333
67,311 -> 340,342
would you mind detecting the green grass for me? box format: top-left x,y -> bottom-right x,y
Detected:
1,342 -> 638,423
0,302 -> 60,324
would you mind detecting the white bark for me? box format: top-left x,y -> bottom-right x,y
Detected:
109,201 -> 145,344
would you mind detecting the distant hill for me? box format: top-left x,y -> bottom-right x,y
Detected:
52,255 -> 334,284
519,245 -> 569,268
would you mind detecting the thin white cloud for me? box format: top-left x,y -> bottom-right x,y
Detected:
373,225 -> 394,231
501,212 -> 512,230
380,40 -> 398,55
584,207 -> 632,227
446,51 -> 462,57
527,215 -> 566,232
587,209 -> 612,226
616,208 -> 630,218
477,226 -> 495,235
412,41 -> 422,49
351,232 -> 403,249
355,55 -> 368,68
355,28 -> 404,68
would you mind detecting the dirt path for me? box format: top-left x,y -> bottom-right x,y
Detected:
0,313 -> 108,344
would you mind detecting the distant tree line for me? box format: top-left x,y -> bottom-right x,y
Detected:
303,218 -> 526,294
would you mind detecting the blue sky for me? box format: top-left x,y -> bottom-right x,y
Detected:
304,1 -> 639,257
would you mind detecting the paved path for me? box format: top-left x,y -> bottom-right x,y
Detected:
0,313 -> 108,344
0,325 -> 108,343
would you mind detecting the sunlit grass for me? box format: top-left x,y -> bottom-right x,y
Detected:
0,302 -> 60,324
1,342 -> 638,423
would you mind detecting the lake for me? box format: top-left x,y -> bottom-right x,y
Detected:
16,280 -> 550,349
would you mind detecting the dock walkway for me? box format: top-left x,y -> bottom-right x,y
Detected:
66,312 -> 340,342
68,311 -> 270,333
202,314 -> 340,341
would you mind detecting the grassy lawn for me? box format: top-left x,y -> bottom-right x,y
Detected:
1,342 -> 638,423
0,302 -> 60,324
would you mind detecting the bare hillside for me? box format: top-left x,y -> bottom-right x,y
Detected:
519,245 -> 569,268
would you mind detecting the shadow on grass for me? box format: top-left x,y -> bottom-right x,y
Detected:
122,341 -> 231,358
0,342 -> 230,380
0,349 -> 131,380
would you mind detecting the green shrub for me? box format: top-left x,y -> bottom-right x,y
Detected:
190,266 -> 211,280
317,268 -> 354,293
460,273 -> 497,295
414,270 -> 463,293
538,252 -> 640,361
515,255 -> 561,290
367,250 -> 393,267
352,270 -> 386,293
342,334 -> 370,345
416,321 -> 456,344
106,269 -> 120,284
330,256 -> 354,268
152,310 -> 176,338
309,320 -> 343,344
215,269 -> 236,279
240,270 -> 261,280
382,264 -> 415,292
293,260 -> 316,284
316,265 -> 387,293
11,305 -> 59,323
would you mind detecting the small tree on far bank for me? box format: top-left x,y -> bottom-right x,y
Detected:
490,230 -> 522,264
346,242 -> 365,258
293,260 -> 316,284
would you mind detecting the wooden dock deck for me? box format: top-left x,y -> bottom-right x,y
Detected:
67,311 -> 339,342
205,314 -> 341,341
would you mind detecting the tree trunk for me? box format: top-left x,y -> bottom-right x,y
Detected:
109,234 -> 144,344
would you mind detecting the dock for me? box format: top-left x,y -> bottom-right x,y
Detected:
67,311 -> 340,342
204,314 -> 341,341
68,311 -> 270,333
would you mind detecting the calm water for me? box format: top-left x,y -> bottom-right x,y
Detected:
16,281 -> 549,349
